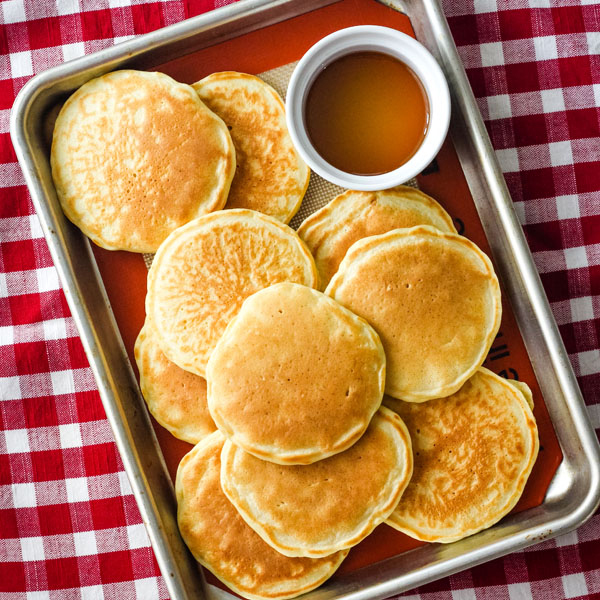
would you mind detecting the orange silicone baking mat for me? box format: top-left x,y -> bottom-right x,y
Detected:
91,0 -> 562,586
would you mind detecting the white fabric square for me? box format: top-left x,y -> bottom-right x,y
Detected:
73,530 -> 98,557
495,147 -> 519,173
588,403 -> 600,431
9,50 -> 33,78
555,529 -> 579,547
2,0 -> 26,24
593,83 -> 600,108
43,318 -> 67,341
26,591 -> 51,600
62,42 -> 85,63
134,578 -> 160,600
0,272 -> 8,298
528,0 -> 550,6
59,423 -> 82,449
56,0 -> 80,16
12,482 -> 37,508
556,195 -> 580,220
20,537 -> 45,562
541,88 -> 566,113
570,296 -> 594,323
473,0 -> 498,13
4,428 -> 30,453
578,349 -> 600,377
508,582 -> 532,600
108,0 -> 134,7
80,585 -> 105,600
480,41 -> 505,67
549,141 -> 574,167
127,523 -> 150,550
586,32 -> 600,54
534,36 -> 558,61
0,325 -> 14,346
118,470 -> 133,496
487,94 -> 512,120
563,572 -> 588,598
36,266 -> 60,293
65,477 -> 89,503
28,214 -> 44,239
564,246 -> 588,269
51,370 -> 75,396
451,589 -> 477,600
0,376 -> 21,401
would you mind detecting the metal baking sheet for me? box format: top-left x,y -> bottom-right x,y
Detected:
10,1 -> 600,600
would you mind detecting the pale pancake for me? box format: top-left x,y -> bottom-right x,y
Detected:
134,320 -> 215,444
384,368 -> 538,543
146,210 -> 317,377
207,282 -> 385,465
193,72 -> 309,223
326,225 -> 501,402
298,187 -> 456,289
51,70 -> 235,253
220,407 -> 412,558
176,432 -> 347,600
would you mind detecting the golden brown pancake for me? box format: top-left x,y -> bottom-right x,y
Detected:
220,407 -> 412,558
176,432 -> 347,600
134,319 -> 215,444
326,225 -> 501,402
146,210 -> 317,377
51,70 -> 235,253
207,282 -> 386,465
297,187 -> 456,289
193,72 -> 309,223
384,368 -> 539,543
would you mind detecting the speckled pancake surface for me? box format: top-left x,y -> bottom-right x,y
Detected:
193,72 -> 309,223
326,226 -> 501,402
298,187 -> 456,289
146,210 -> 317,377
51,70 -> 235,252
134,320 -> 215,444
176,433 -> 347,600
384,368 -> 538,543
220,407 -> 412,557
207,282 -> 386,465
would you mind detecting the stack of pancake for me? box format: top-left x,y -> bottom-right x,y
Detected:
52,69 -> 539,600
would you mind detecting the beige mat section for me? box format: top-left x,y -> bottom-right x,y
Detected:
143,62 -> 418,269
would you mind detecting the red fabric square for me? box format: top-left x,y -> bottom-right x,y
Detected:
0,133 -> 17,164
471,557 -> 508,587
465,67 -> 487,98
46,557 -> 81,590
82,442 -> 119,477
580,539 -> 600,571
22,396 -> 59,429
30,449 -> 66,482
0,187 -> 34,219
0,561 -> 26,593
504,62 -> 541,94
566,108 -> 600,141
75,390 -> 106,423
524,221 -> 563,253
98,550 -> 135,584
446,15 -> 480,46
26,17 -> 64,51
498,9 -> 534,41
512,113 -> 549,147
525,548 -> 561,581
520,167 -> 556,200
66,336 -> 90,370
0,508 -> 19,538
131,5 -> 165,35
14,341 -> 50,376
558,55 -> 593,88
90,497 -> 126,531
38,503 -> 73,536
0,79 -> 15,110
552,5 -> 586,35
590,265 -> 600,296
79,10 -> 115,42
7,293 -> 42,326
2,239 -> 37,272
574,162 -> 600,194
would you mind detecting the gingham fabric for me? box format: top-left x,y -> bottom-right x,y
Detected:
0,1 -> 598,599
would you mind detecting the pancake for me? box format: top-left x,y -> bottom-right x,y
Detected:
326,225 -> 501,402
176,432 -> 347,600
384,368 -> 539,543
207,282 -> 386,465
51,70 -> 235,253
297,187 -> 456,289
193,72 -> 309,223
146,209 -> 317,377
220,407 -> 412,558
134,319 -> 215,444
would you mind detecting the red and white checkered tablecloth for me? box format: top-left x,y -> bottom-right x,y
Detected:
0,1 -> 599,598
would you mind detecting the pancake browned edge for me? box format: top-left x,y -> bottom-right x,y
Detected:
51,70 -> 236,253
384,368 -> 539,543
134,319 -> 215,444
146,209 -> 318,377
176,432 -> 348,600
193,72 -> 309,224
326,225 -> 502,402
207,282 -> 386,465
220,407 -> 412,558
298,187 -> 456,290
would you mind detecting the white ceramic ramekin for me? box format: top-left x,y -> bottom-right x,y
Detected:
286,26 -> 451,190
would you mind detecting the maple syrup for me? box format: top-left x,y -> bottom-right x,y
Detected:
305,51 -> 429,175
